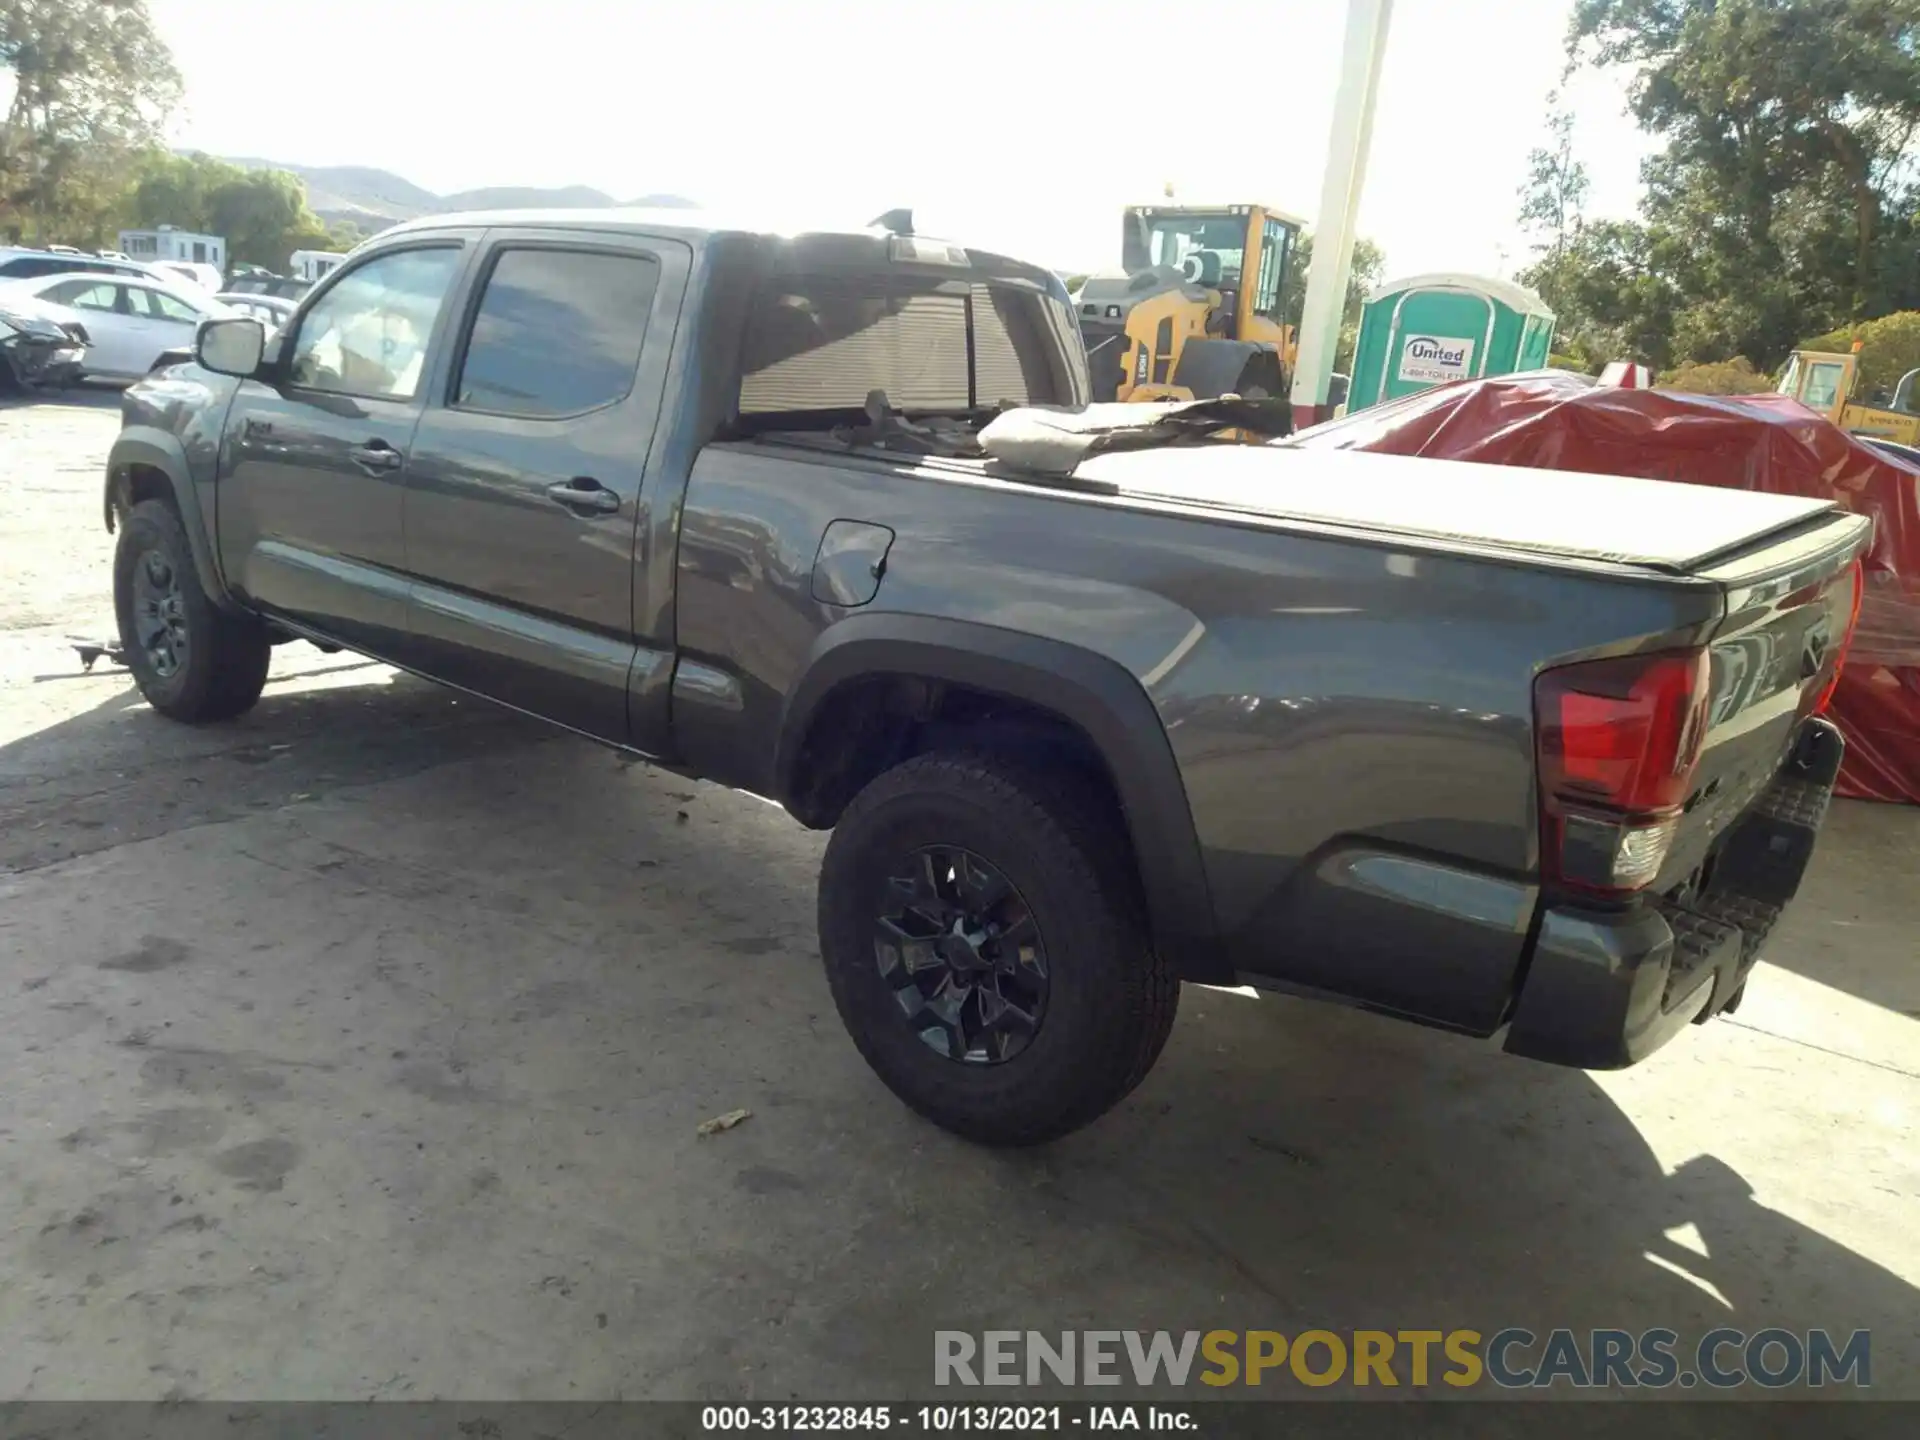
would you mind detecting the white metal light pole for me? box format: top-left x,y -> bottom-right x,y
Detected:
1290,0 -> 1395,430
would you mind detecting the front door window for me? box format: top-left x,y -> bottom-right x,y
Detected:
287,247 -> 463,400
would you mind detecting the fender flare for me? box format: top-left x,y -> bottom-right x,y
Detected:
775,612 -> 1229,982
104,429 -> 240,614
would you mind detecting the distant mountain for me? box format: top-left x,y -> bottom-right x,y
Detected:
437,184 -> 619,212
219,157 -> 696,232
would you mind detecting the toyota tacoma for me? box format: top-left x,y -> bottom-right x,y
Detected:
101,209 -> 1871,1145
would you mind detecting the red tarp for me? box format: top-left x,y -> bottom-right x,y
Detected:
1290,373 -> 1920,804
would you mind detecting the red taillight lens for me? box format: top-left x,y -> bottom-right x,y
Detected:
1538,651 -> 1712,812
1535,649 -> 1712,897
1810,559 -> 1865,717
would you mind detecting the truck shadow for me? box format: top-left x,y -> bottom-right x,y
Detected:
1046,993 -> 1919,1398
1,659 -> 1912,1406
0,656 -> 548,874
1752,797 -> 1920,1019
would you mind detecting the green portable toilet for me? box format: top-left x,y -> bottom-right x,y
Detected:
1347,273 -> 1555,411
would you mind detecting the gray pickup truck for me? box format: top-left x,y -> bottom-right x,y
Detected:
103,208 -> 1871,1146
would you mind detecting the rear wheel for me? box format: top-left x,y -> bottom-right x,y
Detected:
114,499 -> 271,722
818,751 -> 1179,1146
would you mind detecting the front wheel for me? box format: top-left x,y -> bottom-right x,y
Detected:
114,499 -> 272,722
818,751 -> 1179,1146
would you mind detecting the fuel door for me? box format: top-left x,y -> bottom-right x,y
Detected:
811,520 -> 895,607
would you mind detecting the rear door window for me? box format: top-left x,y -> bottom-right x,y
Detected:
451,246 -> 661,418
130,288 -> 201,323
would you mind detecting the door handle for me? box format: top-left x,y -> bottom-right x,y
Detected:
349,440 -> 404,474
544,477 -> 621,515
243,417 -> 273,440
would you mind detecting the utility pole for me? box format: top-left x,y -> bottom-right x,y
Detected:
1290,0 -> 1394,430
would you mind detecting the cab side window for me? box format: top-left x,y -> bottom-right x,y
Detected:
452,247 -> 660,418
288,246 -> 462,401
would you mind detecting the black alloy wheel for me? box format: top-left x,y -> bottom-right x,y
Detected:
874,845 -> 1049,1064
131,548 -> 190,679
113,499 -> 272,722
819,750 -> 1181,1146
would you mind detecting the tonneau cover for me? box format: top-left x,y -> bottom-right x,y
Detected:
1074,441 -> 1839,574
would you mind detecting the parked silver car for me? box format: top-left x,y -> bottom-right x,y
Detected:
0,273 -> 235,380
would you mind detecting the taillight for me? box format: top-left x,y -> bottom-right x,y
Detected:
1534,649 -> 1712,898
1810,560 -> 1865,717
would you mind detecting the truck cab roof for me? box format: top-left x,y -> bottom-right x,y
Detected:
375,206 -> 1064,285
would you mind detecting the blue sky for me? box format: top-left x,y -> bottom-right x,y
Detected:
146,0 -> 1654,281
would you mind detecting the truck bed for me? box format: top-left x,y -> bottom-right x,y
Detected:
1076,444 -> 1840,573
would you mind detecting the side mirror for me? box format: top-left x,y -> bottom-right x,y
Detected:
196,316 -> 265,377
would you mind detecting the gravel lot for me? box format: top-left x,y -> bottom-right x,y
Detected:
0,388 -> 1915,1410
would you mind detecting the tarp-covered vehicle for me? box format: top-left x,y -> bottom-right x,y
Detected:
1288,373 -> 1920,805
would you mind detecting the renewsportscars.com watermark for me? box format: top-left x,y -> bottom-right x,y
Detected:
935,1328 -> 1872,1391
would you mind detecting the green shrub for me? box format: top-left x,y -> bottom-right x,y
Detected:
1658,356 -> 1776,396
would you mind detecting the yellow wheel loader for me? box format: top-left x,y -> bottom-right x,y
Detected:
1778,345 -> 1920,446
1071,203 -> 1304,407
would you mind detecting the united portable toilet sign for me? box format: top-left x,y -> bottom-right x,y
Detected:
1397,334 -> 1476,384
1348,274 -> 1556,411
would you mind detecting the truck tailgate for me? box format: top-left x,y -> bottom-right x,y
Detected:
1661,509 -> 1873,887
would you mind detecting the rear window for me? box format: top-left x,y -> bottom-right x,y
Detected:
738,278 -> 1086,415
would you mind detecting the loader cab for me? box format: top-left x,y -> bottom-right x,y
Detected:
1779,347 -> 1920,445
1778,350 -> 1856,422
1076,203 -> 1301,407
1122,204 -> 1299,345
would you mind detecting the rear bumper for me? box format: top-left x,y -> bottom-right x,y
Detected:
1503,716 -> 1843,1070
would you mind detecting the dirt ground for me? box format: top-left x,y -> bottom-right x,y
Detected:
0,389 -> 1915,1409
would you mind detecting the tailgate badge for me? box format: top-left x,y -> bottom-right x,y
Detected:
1800,625 -> 1830,681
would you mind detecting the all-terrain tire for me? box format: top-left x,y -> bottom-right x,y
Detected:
114,499 -> 271,722
819,751 -> 1179,1146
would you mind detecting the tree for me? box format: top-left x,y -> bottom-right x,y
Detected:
208,168 -> 330,270
1,0 -> 180,243
128,150 -> 239,234
1520,217 -> 1683,370
1570,0 -> 1920,318
125,150 -> 338,270
1516,92 -> 1599,355
1658,356 -> 1777,395
1284,231 -> 1385,369
1531,1 -> 1920,374
1518,91 -> 1590,268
